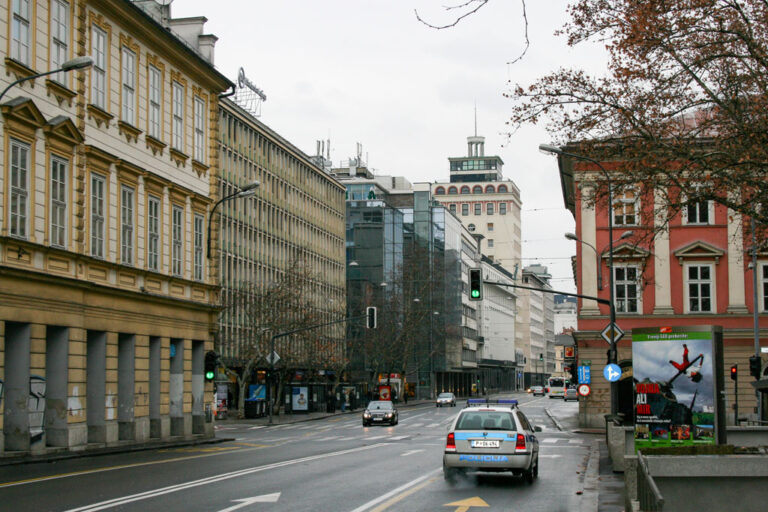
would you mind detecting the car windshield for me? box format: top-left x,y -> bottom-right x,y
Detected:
367,401 -> 392,410
456,411 -> 515,431
438,393 -> 453,398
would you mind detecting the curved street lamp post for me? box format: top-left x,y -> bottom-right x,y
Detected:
0,56 -> 94,104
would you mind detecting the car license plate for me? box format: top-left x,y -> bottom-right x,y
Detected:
472,440 -> 500,448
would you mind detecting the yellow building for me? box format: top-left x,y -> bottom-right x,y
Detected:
0,0 -> 231,455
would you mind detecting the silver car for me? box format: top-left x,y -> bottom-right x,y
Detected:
443,399 -> 541,484
436,392 -> 456,407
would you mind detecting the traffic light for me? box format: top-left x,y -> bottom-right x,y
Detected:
469,268 -> 482,301
204,350 -> 218,382
749,355 -> 762,380
730,364 -> 738,381
539,353 -> 543,361
366,306 -> 377,329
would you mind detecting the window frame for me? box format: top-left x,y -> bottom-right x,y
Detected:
50,155 -> 68,248
172,81 -> 185,151
50,0 -> 70,84
148,64 -> 162,139
461,203 -> 469,216
193,95 -> 206,162
613,264 -> 640,314
499,202 -> 507,215
11,0 -> 31,65
683,200 -> 713,226
121,46 -> 137,126
9,138 -> 30,239
683,262 -> 715,313
487,203 -> 494,215
474,203 -> 481,216
172,204 -> 184,277
147,195 -> 161,271
90,25 -> 107,109
90,173 -> 106,258
120,184 -> 135,265
613,187 -> 639,227
193,213 -> 204,281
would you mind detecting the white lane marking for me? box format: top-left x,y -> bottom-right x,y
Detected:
569,439 -> 585,444
216,493 -> 280,512
316,436 -> 341,441
247,426 -> 265,430
348,468 -> 441,512
542,438 -> 559,444
389,435 -> 410,440
409,423 -> 423,428
63,444 -> 391,512
400,449 -> 424,457
539,454 -> 562,458
401,412 -> 431,421
364,435 -> 388,440
425,423 -> 440,428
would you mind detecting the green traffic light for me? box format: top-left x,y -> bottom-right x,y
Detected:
471,290 -> 480,298
205,370 -> 215,380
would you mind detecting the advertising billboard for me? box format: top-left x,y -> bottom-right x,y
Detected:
292,386 -> 308,411
632,326 -> 725,450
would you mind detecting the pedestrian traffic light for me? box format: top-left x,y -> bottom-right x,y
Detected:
749,355 -> 762,380
730,364 -> 738,381
469,268 -> 482,301
366,306 -> 377,329
204,350 -> 218,382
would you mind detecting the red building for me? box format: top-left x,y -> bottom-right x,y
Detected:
556,154 -> 767,427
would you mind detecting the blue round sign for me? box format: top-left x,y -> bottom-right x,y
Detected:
603,364 -> 622,382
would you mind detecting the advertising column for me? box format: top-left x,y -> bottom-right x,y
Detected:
631,326 -> 725,450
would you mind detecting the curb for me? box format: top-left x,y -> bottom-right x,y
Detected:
579,439 -> 601,512
544,408 -> 565,431
0,436 -> 234,467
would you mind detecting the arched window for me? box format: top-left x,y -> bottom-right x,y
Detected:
460,186 -> 470,194
467,224 -> 476,232
485,185 -> 495,193
472,185 -> 483,194
435,186 -> 445,195
448,186 -> 458,194
497,184 -> 508,193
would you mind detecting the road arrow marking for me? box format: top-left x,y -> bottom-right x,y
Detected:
443,497 -> 490,511
217,493 -> 280,512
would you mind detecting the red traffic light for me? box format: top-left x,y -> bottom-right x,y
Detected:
730,364 -> 738,381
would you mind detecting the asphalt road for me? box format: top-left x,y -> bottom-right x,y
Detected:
0,394 -> 600,512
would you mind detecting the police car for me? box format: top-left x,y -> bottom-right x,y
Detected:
443,399 -> 541,484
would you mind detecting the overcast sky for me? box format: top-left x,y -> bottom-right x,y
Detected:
173,0 -> 610,292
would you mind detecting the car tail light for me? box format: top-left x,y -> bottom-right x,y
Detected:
515,433 -> 526,452
446,432 -> 456,452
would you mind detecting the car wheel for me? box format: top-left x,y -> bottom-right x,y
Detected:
362,421 -> 368,427
523,465 -> 534,484
533,456 -> 539,478
436,404 -> 439,407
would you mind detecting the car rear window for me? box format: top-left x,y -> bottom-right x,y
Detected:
456,411 -> 515,431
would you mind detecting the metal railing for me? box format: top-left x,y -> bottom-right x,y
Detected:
637,451 -> 664,511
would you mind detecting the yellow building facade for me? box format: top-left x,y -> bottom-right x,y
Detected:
0,0 -> 230,455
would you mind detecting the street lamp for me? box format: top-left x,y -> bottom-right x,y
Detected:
0,56 -> 94,104
206,181 -> 260,258
540,143 -> 621,416
565,232 -> 602,290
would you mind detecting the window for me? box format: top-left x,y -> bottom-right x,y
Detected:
193,96 -> 206,162
498,184 -> 508,193
147,195 -> 160,271
121,185 -> 135,264
90,174 -> 105,257
614,188 -> 638,226
172,205 -> 183,276
485,185 -> 495,193
148,65 -> 161,139
474,203 -> 481,215
487,223 -> 494,232
449,204 -> 456,214
462,204 -> 469,216
121,47 -> 136,125
448,186 -> 457,195
50,156 -> 68,247
686,200 -> 711,225
686,264 -> 713,313
460,186 -> 470,194
499,202 -> 507,215
614,265 -> 639,313
11,0 -> 31,65
91,26 -> 107,109
194,214 -> 204,281
473,185 -> 483,194
9,139 -> 30,238
50,0 -> 70,84
487,203 -> 494,215
488,239 -> 494,248
761,263 -> 768,312
435,186 -> 445,195
172,81 -> 184,150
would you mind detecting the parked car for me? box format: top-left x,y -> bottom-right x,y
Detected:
443,399 -> 541,484
362,400 -> 398,426
530,385 -> 545,396
436,392 -> 457,407
563,387 -> 579,402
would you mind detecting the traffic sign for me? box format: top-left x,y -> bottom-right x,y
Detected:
266,351 -> 280,365
577,366 -> 591,384
600,323 -> 624,344
603,363 -> 622,382
577,384 -> 591,397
